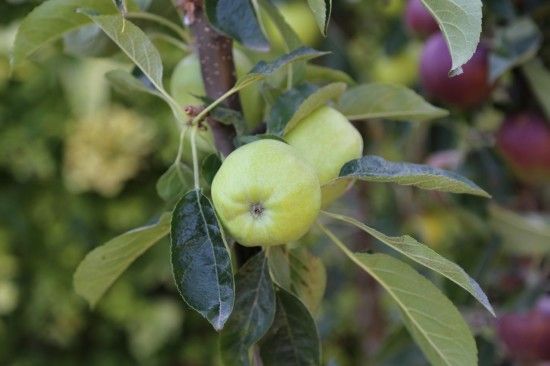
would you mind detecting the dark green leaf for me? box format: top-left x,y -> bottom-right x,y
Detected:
201,154 -> 222,186
220,252 -> 276,366
323,211 -> 494,315
320,225 -> 477,366
113,0 -> 128,15
11,0 -> 127,66
204,0 -> 269,51
267,246 -> 326,314
338,155 -> 490,198
259,287 -> 321,366
307,0 -> 331,36
74,213 -> 171,307
156,163 -> 193,202
490,18 -> 542,82
170,189 -> 234,331
235,47 -> 329,91
420,0 -> 482,75
337,83 -> 448,122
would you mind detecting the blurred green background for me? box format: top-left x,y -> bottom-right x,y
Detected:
1,0 -> 549,365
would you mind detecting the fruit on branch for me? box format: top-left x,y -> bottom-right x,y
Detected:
263,1 -> 322,49
420,33 -> 492,108
211,139 -> 321,247
372,43 -> 420,86
496,296 -> 550,362
495,112 -> 550,184
404,0 -> 439,38
170,49 -> 263,130
285,107 -> 363,207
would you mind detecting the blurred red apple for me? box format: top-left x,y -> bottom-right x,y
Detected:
497,296 -> 550,362
404,0 -> 439,38
496,112 -> 550,184
420,33 -> 492,109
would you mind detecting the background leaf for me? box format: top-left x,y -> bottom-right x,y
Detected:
259,287 -> 321,366
11,0 -> 126,66
421,0 -> 482,75
490,204 -> 550,255
106,69 -> 162,97
320,225 -> 478,366
323,211 -> 494,315
73,213 -> 171,307
156,163 -> 193,203
219,252 -> 276,366
338,155 -> 490,197
170,189 -> 234,331
267,246 -> 326,314
522,58 -> 550,120
204,0 -> 269,51
307,0 -> 331,36
336,83 -> 448,122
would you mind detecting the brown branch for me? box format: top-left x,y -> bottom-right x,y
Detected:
180,0 -> 259,265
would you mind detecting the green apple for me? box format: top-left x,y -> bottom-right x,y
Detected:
371,43 -> 420,86
170,49 -> 263,130
211,139 -> 321,247
285,107 -> 363,207
263,1 -> 322,49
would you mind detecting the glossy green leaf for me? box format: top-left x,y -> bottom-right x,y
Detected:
337,83 -> 448,122
205,0 -> 269,51
267,82 -> 346,135
170,189 -> 234,331
320,225 -> 477,366
220,252 -> 276,366
74,213 -> 171,307
11,0 -> 126,66
489,204 -> 550,255
522,58 -> 550,120
156,163 -> 193,203
489,18 -> 541,82
307,0 -> 331,36
338,155 -> 490,198
267,246 -> 326,314
323,211 -> 494,315
259,287 -> 321,366
420,0 -> 482,75
235,47 -> 329,91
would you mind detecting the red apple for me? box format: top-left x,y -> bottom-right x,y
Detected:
420,33 -> 492,109
404,0 -> 439,38
496,112 -> 550,184
496,296 -> 550,362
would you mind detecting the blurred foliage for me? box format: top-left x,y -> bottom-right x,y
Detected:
1,0 -> 549,365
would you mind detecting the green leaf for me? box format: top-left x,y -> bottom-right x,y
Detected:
338,155 -> 490,198
204,0 -> 269,51
259,287 -> 321,366
320,225 -> 477,366
11,0 -> 125,66
305,64 -> 354,85
489,18 -> 542,82
171,189 -> 234,331
235,47 -> 329,91
106,69 -> 162,97
267,82 -> 346,135
63,24 -> 118,57
84,12 -> 186,123
267,246 -> 326,314
420,0 -> 482,75
489,204 -> 550,255
522,58 -> 550,120
220,252 -> 276,366
201,154 -> 222,186
336,83 -> 448,122
322,211 -> 494,315
156,163 -> 193,203
257,0 -> 301,52
307,0 -> 331,36
73,213 -> 171,308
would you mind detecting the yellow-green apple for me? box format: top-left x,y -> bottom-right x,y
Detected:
211,139 -> 321,247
